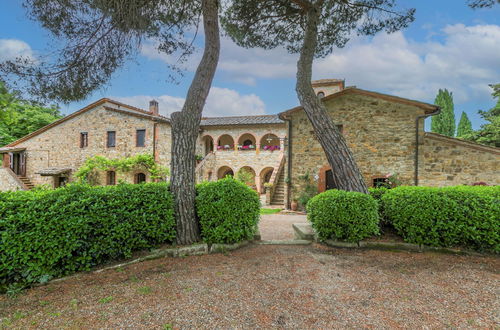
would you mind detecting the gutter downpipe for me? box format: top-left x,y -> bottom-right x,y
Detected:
415,107 -> 440,186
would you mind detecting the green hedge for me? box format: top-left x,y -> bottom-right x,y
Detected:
368,187 -> 389,223
307,189 -> 379,242
0,183 -> 175,292
382,186 -> 500,252
196,177 -> 260,244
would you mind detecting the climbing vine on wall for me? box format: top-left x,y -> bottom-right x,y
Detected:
75,154 -> 169,184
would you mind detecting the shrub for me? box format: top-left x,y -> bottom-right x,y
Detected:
382,186 -> 500,252
196,177 -> 260,244
369,187 -> 389,223
307,189 -> 379,242
0,183 -> 175,292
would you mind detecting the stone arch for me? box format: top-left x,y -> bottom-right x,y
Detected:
259,167 -> 274,193
217,134 -> 235,151
237,166 -> 257,189
134,172 -> 147,184
260,133 -> 280,151
217,165 -> 234,179
237,133 -> 256,149
202,135 -> 214,156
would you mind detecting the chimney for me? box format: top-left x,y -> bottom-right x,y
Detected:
149,100 -> 159,115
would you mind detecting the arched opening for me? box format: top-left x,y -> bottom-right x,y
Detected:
217,166 -> 234,179
207,171 -> 213,181
202,135 -> 214,156
237,166 -> 256,189
135,172 -> 147,184
317,91 -> 325,98
217,134 -> 234,151
259,167 -> 274,193
260,133 -> 280,151
237,133 -> 256,150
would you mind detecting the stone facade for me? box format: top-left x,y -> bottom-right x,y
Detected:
0,168 -> 24,191
282,90 -> 431,203
419,133 -> 499,186
1,99 -> 171,188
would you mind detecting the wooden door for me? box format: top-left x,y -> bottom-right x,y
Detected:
325,169 -> 337,190
19,152 -> 26,177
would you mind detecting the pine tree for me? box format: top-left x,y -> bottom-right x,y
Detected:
431,89 -> 456,137
456,111 -> 473,138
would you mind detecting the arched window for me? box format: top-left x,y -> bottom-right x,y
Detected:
217,134 -> 235,151
317,91 -> 325,98
135,172 -> 146,184
217,166 -> 234,179
260,134 -> 280,151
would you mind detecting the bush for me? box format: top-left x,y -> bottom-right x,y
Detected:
382,186 -> 500,252
369,186 -> 389,223
307,189 -> 379,242
0,183 -> 175,292
196,177 -> 260,244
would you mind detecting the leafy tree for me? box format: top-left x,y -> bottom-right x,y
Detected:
456,111 -> 473,138
0,0 -> 220,245
0,81 -> 63,146
463,84 -> 500,147
431,89 -> 456,137
223,0 -> 414,193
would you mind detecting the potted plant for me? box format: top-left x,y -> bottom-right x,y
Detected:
290,198 -> 298,211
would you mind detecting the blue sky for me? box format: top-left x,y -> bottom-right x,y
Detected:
1,1 -> 499,130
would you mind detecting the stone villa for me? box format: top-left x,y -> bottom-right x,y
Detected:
1,79 -> 498,208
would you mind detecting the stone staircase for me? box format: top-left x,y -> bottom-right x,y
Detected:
271,170 -> 286,205
18,176 -> 35,190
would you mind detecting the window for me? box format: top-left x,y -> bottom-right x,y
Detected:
135,172 -> 146,184
80,132 -> 88,148
317,91 -> 325,98
107,131 -> 116,148
136,129 -> 146,147
107,171 -> 116,185
373,178 -> 388,188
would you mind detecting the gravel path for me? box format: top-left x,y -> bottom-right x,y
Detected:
1,244 -> 498,329
259,214 -> 308,240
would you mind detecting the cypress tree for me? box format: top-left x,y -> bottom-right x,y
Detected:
456,111 -> 473,138
431,89 -> 456,137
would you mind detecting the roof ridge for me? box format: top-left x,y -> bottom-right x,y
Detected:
202,114 -> 278,119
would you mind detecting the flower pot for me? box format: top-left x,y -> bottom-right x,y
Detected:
290,201 -> 298,211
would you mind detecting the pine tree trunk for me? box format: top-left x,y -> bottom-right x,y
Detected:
171,0 -> 220,245
295,4 -> 368,193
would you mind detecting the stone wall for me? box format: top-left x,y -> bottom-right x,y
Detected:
286,92 -> 428,202
7,101 -> 171,187
419,133 -> 499,186
0,168 -> 24,191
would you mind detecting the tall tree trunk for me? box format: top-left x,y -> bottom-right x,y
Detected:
295,4 -> 368,193
171,0 -> 220,245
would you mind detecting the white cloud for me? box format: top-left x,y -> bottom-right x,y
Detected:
113,87 -> 266,117
313,24 -> 500,104
140,23 -> 499,106
0,39 -> 35,62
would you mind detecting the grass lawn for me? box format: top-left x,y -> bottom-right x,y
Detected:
260,208 -> 282,215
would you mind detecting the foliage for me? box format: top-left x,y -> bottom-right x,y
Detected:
307,189 -> 379,243
374,173 -> 402,188
0,81 -> 63,146
296,172 -> 318,208
431,89 -> 455,137
467,0 -> 499,9
369,186 -> 389,223
381,186 -> 500,252
74,154 -> 169,184
462,84 -> 500,147
236,168 -> 255,186
196,177 -> 260,244
456,111 -> 473,138
0,183 -> 176,292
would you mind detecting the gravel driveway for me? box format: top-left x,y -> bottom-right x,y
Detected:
1,244 -> 498,329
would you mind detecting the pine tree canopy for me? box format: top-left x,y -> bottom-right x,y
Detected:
456,111 -> 473,138
431,89 -> 456,137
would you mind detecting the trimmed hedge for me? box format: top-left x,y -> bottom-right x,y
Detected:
0,183 -> 175,292
368,187 -> 389,223
196,177 -> 260,244
307,189 -> 379,242
382,186 -> 500,252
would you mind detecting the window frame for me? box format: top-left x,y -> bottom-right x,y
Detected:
107,171 -> 116,185
136,129 -> 146,147
106,130 -> 116,148
80,132 -> 88,148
